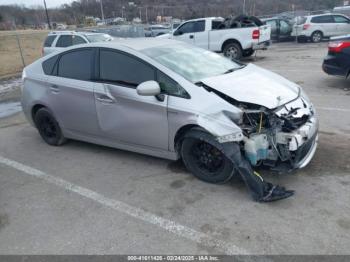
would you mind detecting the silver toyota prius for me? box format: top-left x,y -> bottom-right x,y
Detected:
21,39 -> 318,189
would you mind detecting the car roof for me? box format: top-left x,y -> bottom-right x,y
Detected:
307,13 -> 345,18
48,31 -> 106,36
80,38 -> 182,51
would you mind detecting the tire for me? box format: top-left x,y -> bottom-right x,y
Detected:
223,42 -> 243,60
311,31 -> 323,43
34,108 -> 66,146
180,129 -> 236,184
297,36 -> 307,43
243,49 -> 255,57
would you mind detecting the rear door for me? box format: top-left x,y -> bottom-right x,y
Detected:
47,48 -> 100,135
333,15 -> 350,35
311,15 -> 336,37
172,21 -> 196,44
93,48 -> 169,150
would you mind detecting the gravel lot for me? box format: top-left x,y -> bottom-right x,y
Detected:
0,42 -> 349,255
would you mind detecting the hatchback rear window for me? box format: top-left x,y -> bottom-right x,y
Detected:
44,35 -> 56,47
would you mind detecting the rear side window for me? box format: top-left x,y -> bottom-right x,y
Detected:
42,55 -> 59,75
311,15 -> 334,23
44,35 -> 56,47
99,49 -> 155,87
72,35 -> 87,45
58,49 -> 93,81
333,15 -> 350,23
56,35 -> 73,47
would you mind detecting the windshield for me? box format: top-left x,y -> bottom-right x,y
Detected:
85,34 -> 112,42
141,44 -> 242,82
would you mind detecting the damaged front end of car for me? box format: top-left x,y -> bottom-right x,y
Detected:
199,83 -> 319,172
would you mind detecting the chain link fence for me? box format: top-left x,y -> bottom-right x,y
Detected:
0,30 -> 48,79
0,25 -> 149,79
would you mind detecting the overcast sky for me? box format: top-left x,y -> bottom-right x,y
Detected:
0,0 -> 74,8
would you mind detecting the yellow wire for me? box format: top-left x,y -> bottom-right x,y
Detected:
254,171 -> 264,182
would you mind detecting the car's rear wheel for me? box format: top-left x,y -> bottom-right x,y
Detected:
223,42 -> 243,60
181,129 -> 235,184
34,108 -> 66,146
311,31 -> 323,43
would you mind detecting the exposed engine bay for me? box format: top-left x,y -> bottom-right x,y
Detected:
199,83 -> 319,171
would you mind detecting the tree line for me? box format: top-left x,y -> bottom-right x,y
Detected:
0,0 -> 343,29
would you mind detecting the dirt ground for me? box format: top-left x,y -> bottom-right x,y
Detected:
0,30 -> 48,78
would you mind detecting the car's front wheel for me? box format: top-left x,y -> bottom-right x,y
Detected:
34,108 -> 66,146
181,129 -> 236,184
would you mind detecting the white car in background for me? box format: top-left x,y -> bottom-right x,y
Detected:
292,13 -> 350,43
42,31 -> 113,56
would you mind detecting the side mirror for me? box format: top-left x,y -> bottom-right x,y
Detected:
174,30 -> 183,36
136,81 -> 161,96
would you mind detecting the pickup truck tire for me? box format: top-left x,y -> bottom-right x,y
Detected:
181,129 -> 235,184
223,42 -> 243,60
243,49 -> 255,57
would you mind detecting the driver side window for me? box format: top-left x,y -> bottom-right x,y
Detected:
176,22 -> 195,34
157,71 -> 189,99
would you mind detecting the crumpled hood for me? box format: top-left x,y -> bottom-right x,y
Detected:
201,64 -> 300,109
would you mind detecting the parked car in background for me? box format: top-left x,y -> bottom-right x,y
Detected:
323,34 -> 350,77
158,17 -> 271,60
144,25 -> 171,37
21,39 -> 318,186
42,31 -> 113,56
333,6 -> 350,17
262,17 -> 293,41
292,13 -> 350,43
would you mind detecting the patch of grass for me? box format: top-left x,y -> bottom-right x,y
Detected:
0,30 -> 49,78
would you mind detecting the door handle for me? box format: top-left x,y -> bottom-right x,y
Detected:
50,84 -> 59,93
97,95 -> 115,104
189,35 -> 194,39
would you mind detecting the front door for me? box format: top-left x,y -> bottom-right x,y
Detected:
93,49 -> 168,150
333,15 -> 350,36
173,21 -> 196,45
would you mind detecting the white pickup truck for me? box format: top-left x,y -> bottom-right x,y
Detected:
158,17 -> 271,60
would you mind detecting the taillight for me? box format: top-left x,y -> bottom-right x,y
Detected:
252,29 -> 260,40
41,47 -> 44,56
303,24 -> 310,30
328,41 -> 350,53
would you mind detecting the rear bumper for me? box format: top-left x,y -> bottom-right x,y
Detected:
253,40 -> 271,50
323,55 -> 349,77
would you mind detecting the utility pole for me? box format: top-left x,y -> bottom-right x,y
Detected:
243,0 -> 246,14
145,6 -> 148,23
100,0 -> 105,24
43,0 -> 51,29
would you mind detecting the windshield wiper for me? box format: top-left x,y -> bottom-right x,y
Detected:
224,65 -> 246,74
